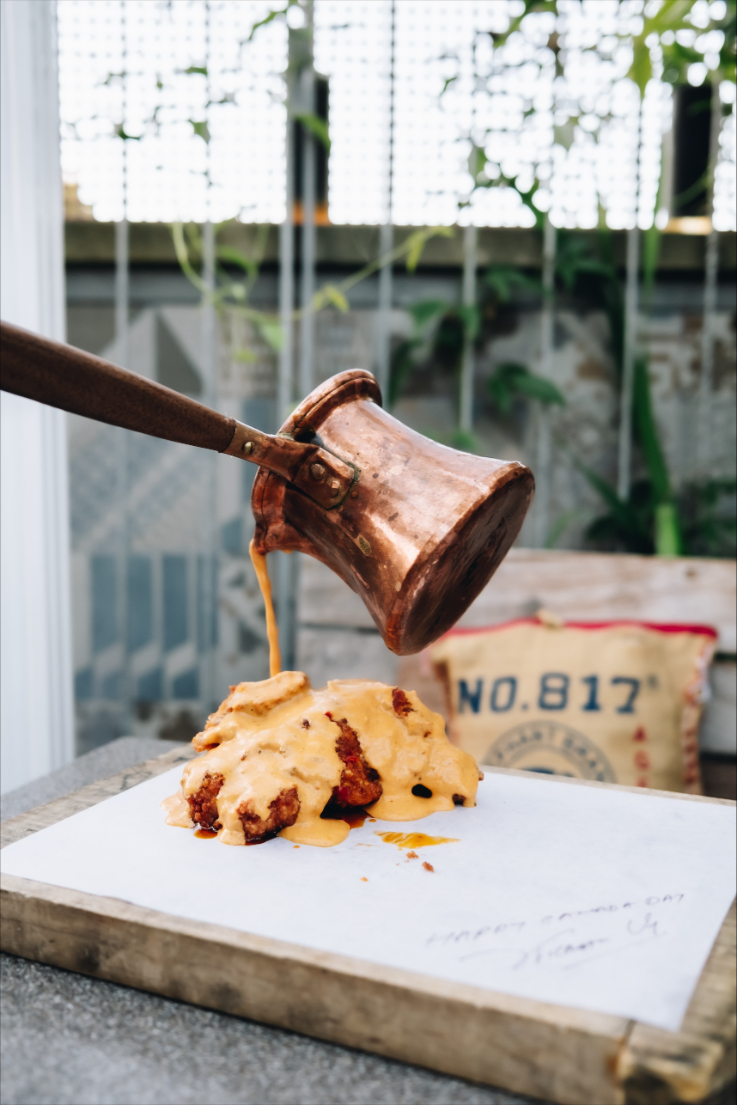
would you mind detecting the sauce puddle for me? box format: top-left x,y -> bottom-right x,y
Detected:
322,807 -> 369,829
194,829 -> 218,839
375,831 -> 459,849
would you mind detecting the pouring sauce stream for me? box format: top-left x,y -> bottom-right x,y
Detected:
249,539 -> 281,676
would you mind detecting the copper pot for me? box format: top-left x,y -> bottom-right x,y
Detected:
246,370 -> 534,655
1,323 -> 534,656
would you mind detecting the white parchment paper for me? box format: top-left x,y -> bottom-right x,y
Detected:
2,769 -> 734,1031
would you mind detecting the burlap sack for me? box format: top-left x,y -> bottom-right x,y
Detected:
430,614 -> 717,793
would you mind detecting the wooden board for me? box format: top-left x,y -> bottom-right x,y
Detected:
1,744 -> 734,1105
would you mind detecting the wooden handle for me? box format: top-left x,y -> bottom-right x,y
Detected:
0,321 -> 357,507
0,321 -> 236,452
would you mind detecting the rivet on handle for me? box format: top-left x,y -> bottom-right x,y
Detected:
242,441 -> 254,455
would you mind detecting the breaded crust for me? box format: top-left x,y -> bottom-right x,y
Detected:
392,688 -> 414,717
187,772 -> 224,829
330,717 -> 382,808
238,786 -> 301,842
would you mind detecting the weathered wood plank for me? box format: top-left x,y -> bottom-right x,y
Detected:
299,550 -> 737,755
1,750 -> 734,1104
298,550 -> 736,650
617,903 -> 736,1105
0,873 -> 629,1105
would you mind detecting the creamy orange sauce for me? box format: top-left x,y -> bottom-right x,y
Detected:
163,673 -> 479,848
161,537 -> 480,848
375,831 -> 459,849
249,539 -> 281,677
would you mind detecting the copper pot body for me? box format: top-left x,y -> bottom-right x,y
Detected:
252,370 -> 534,656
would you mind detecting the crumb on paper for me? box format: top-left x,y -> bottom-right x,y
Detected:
361,877 -> 368,882
423,861 -> 434,872
406,850 -> 419,860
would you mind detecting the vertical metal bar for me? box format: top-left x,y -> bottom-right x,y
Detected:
299,58 -> 316,399
617,93 -> 642,504
200,1 -> 218,711
278,117 -> 294,421
114,222 -> 129,369
115,0 -> 131,729
696,80 -> 722,476
201,220 -> 217,709
376,222 -> 393,402
617,226 -> 640,501
375,0 -> 396,402
459,224 -> 477,434
277,7 -> 312,673
534,215 -> 556,547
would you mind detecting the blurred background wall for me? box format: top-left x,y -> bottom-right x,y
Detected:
5,0 -> 734,761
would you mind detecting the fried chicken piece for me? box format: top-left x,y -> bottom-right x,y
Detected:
187,772 -> 224,829
330,717 -> 382,808
237,786 -> 300,843
392,688 -> 414,717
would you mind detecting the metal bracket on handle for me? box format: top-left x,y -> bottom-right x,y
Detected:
222,420 -> 357,509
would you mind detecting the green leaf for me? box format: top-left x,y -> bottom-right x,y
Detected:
114,124 -> 141,141
487,363 -> 565,411
484,265 -> 542,301
247,5 -> 289,42
486,363 -> 527,414
316,284 -> 349,312
449,428 -> 479,453
553,119 -> 577,150
628,41 -> 653,97
388,337 -> 422,408
458,304 -> 480,343
641,224 -> 661,301
490,0 -> 558,47
189,119 -> 211,144
405,233 -> 430,273
402,226 -> 454,272
409,298 -> 449,330
467,143 -> 487,185
183,65 -> 208,77
255,319 -> 283,351
440,75 -> 458,97
633,357 -> 670,503
655,503 -> 682,557
217,245 -> 258,278
574,458 -> 643,536
294,112 -> 331,153
512,372 -> 565,406
642,0 -> 693,37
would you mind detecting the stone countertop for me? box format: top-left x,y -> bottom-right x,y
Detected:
1,738 -> 539,1105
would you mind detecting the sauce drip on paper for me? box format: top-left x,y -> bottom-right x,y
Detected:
376,832 -> 459,849
249,539 -> 281,676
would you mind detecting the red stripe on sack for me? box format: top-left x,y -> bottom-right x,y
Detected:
441,618 -> 718,640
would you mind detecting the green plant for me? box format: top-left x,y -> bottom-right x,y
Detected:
486,362 -> 564,416
549,227 -> 687,556
388,264 -> 561,427
172,221 -> 452,366
678,478 -> 737,558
